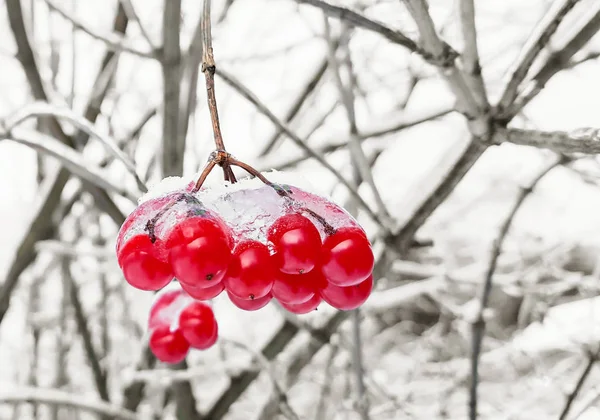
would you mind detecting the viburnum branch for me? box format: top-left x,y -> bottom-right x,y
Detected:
200,0 -> 236,183
469,156 -> 566,420
558,346 -> 600,420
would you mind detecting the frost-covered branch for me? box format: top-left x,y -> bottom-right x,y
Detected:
500,126 -> 600,154
161,0 -> 184,177
458,0 -> 488,109
46,0 -> 155,58
0,387 -> 138,420
292,0 -> 423,54
469,156 -> 565,420
502,7 -> 600,119
497,0 -> 582,112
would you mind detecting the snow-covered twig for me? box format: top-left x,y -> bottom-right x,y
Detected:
499,126 -> 600,155
458,0 -> 488,109
559,347 -> 600,420
0,387 -> 139,420
497,0 -> 582,113
469,156 -> 566,420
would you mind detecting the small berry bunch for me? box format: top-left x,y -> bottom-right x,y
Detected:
148,285 -> 218,363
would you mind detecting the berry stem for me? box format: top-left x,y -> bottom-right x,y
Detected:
200,0 -> 236,183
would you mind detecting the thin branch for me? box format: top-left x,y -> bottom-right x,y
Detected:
63,259 -> 110,404
469,156 -> 565,420
402,0 -> 482,122
260,105 -> 453,171
458,0 -> 489,109
161,0 -> 183,177
559,347 -> 600,420
350,310 -> 369,420
0,387 -> 138,420
3,101 -> 147,193
503,7 -> 600,119
293,0 -> 424,54
496,0 -> 582,112
46,0 -> 155,58
223,339 -> 300,420
259,47 -> 334,157
324,18 -> 391,226
382,139 -> 486,256
119,0 -> 157,50
499,126 -> 600,154
215,67 -> 386,228
314,343 -> 340,420
0,0 -> 128,334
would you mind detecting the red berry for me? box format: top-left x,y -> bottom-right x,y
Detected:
166,217 -> 232,288
148,288 -> 187,330
279,293 -> 321,314
272,269 -> 324,304
117,234 -> 173,291
227,290 -> 272,311
224,241 -> 274,300
178,302 -> 219,350
149,325 -> 190,363
116,193 -> 178,253
268,213 -> 322,275
320,275 -> 373,311
321,227 -> 374,286
180,281 -> 225,301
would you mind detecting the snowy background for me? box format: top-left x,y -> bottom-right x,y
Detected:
2,0 -> 600,419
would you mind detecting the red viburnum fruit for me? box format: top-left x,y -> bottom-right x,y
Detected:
149,325 -> 190,363
224,240 -> 275,300
321,227 -> 373,287
166,216 -> 233,288
178,302 -> 218,350
268,213 -> 322,275
320,274 -> 373,311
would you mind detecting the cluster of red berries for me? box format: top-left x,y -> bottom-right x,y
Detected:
148,286 -> 218,363
116,179 -> 374,363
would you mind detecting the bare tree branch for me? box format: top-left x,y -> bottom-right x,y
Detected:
325,18 -> 391,226
63,259 -> 110,406
0,0 -> 128,332
496,0 -> 582,112
502,6 -> 600,119
259,47 -> 334,157
161,0 -> 184,177
469,156 -> 565,420
500,126 -> 600,154
3,101 -> 147,193
119,0 -> 157,50
458,0 -> 489,109
0,387 -> 138,420
292,0 -> 424,54
46,0 -> 155,58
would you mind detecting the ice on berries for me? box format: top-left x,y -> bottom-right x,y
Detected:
116,170 -> 375,322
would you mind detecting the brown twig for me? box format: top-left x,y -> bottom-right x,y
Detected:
469,156 -> 565,420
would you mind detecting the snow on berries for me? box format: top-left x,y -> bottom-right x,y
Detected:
116,171 -> 375,363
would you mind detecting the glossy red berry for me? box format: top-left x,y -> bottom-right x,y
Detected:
279,293 -> 321,314
180,281 -> 225,301
166,217 -> 232,288
224,241 -> 275,300
117,234 -> 173,291
321,227 -> 374,287
320,274 -> 373,311
268,213 -> 322,275
227,290 -> 272,311
149,325 -> 190,363
148,288 -> 187,330
178,302 -> 219,349
272,268 -> 324,304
